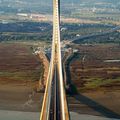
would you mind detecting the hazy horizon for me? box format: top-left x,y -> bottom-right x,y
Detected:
0,0 -> 120,15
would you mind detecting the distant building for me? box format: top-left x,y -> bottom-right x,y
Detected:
17,13 -> 28,17
76,34 -> 81,37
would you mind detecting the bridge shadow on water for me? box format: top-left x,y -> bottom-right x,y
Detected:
71,93 -> 120,119
65,53 -> 120,119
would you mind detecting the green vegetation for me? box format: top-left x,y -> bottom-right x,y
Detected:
0,67 -> 44,81
84,77 -> 120,89
0,22 -> 52,42
1,22 -> 119,44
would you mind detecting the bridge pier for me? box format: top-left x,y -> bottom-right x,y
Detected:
36,52 -> 49,92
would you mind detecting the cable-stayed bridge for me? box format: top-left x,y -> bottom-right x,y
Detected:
40,0 -> 70,120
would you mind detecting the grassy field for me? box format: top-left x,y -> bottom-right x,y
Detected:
68,44 -> 120,92
0,43 -> 43,83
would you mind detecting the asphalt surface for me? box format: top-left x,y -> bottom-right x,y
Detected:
0,110 -> 119,120
49,66 -> 61,120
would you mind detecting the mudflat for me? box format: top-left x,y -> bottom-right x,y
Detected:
0,43 -> 42,112
0,43 -> 120,119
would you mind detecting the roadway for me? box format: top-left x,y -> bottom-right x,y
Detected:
49,65 -> 61,120
0,110 -> 119,120
72,26 -> 120,43
40,0 -> 70,119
